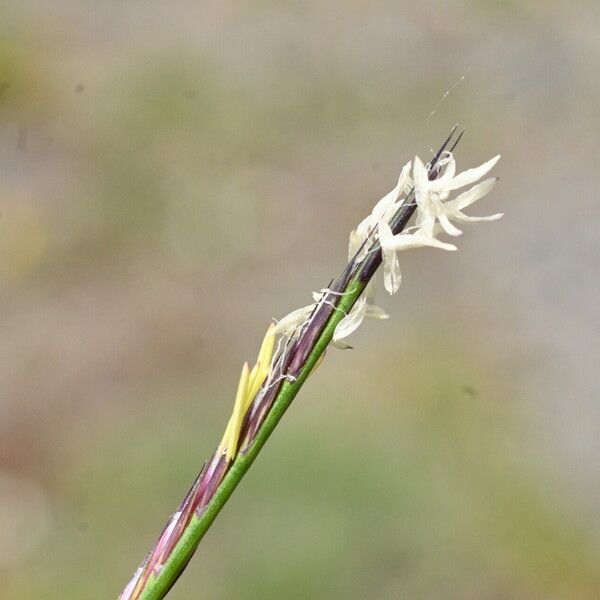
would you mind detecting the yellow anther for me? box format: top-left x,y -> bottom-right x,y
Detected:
218,325 -> 276,461
219,362 -> 250,460
246,324 -> 275,410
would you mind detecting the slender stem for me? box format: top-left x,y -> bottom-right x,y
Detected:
137,279 -> 367,600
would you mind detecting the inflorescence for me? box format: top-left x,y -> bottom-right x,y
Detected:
120,127 -> 502,600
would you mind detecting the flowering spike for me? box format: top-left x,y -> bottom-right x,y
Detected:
120,128 -> 504,600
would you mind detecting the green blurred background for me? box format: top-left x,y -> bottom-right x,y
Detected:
1,1 -> 599,598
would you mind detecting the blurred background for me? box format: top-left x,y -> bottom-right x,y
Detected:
1,1 -> 599,598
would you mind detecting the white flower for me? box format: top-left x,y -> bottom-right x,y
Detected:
350,161 -> 413,261
418,153 -> 500,197
272,282 -> 388,349
443,178 -> 503,224
271,304 -> 315,337
331,280 -> 389,348
347,229 -> 366,262
413,154 -> 501,237
332,295 -> 368,348
377,219 -> 456,295
274,150 -> 502,343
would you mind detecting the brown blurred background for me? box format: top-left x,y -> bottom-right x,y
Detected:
1,1 -> 599,598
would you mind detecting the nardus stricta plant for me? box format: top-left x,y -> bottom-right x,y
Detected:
120,127 -> 502,600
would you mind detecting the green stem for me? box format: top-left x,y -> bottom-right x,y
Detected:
137,278 -> 366,600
